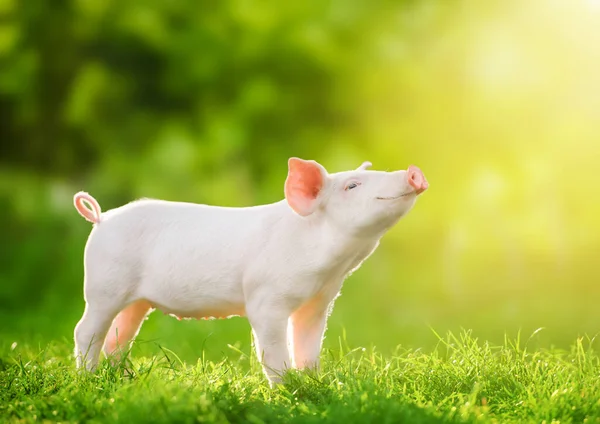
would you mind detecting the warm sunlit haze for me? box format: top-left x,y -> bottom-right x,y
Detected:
1,0 -> 599,361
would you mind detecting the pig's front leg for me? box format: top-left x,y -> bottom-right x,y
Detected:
290,298 -> 330,370
246,296 -> 292,386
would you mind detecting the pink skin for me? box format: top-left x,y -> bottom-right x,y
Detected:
284,158 -> 325,216
407,165 -> 429,195
86,163 -> 429,361
103,300 -> 152,360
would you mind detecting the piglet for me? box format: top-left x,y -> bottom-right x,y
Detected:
73,158 -> 428,385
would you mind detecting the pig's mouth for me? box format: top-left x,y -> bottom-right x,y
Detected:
376,191 -> 414,200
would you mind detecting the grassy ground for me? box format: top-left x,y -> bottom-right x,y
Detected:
1,330 -> 599,424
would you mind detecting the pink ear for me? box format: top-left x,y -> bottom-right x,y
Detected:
284,158 -> 326,216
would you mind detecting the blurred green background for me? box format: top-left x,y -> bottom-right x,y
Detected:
2,0 -> 600,362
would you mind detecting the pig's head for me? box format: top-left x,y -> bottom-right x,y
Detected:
284,158 -> 428,237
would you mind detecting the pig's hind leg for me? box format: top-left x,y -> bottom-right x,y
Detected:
103,300 -> 152,363
74,299 -> 123,371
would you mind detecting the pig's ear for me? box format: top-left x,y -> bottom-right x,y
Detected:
285,158 -> 328,216
356,161 -> 372,171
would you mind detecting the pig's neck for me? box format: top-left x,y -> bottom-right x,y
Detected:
276,199 -> 384,246
280,202 -> 382,276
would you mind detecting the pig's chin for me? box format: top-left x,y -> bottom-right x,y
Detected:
375,191 -> 414,201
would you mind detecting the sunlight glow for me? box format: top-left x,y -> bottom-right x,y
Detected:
588,0 -> 600,10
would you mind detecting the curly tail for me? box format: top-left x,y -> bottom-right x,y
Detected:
73,191 -> 102,224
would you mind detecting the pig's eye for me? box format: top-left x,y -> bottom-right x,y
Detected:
345,182 -> 360,191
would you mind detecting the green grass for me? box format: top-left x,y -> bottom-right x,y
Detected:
1,330 -> 599,423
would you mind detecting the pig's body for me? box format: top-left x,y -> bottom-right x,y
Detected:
73,159 -> 428,385
85,199 -> 377,320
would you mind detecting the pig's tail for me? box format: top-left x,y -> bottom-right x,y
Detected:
73,192 -> 102,224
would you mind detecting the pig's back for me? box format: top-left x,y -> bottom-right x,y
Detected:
84,199 -> 286,287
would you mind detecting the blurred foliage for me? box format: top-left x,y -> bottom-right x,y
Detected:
1,0 -> 600,361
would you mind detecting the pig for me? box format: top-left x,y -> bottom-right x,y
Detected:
73,158 -> 428,386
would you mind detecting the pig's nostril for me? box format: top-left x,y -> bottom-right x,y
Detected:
406,165 -> 427,194
408,172 -> 419,189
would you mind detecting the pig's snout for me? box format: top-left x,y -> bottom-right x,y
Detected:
407,165 -> 429,195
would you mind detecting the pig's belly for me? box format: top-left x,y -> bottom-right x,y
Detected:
137,273 -> 246,321
148,299 -> 246,321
